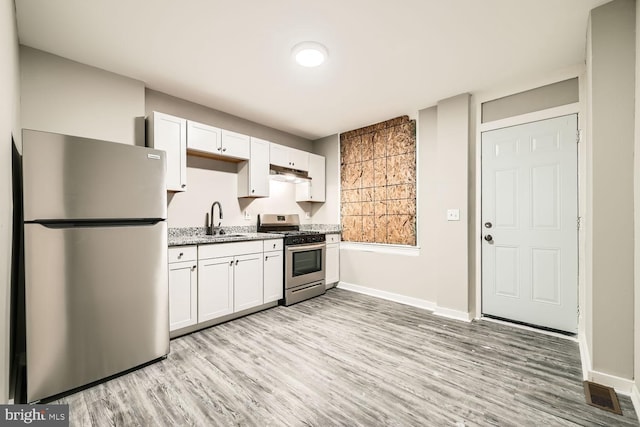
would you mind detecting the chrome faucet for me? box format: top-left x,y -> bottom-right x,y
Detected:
207,201 -> 224,235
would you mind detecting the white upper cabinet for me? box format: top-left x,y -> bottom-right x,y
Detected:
269,143 -> 289,168
147,111 -> 187,192
187,120 -> 221,154
238,137 -> 270,198
289,147 -> 309,171
296,153 -> 325,202
186,120 -> 250,161
270,143 -> 309,171
221,130 -> 250,160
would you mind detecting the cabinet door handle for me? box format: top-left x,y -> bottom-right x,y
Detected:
181,184 -> 186,188
223,147 -> 227,152
273,243 -> 276,248
229,260 -> 233,266
235,259 -> 239,266
178,252 -> 184,258
192,265 -> 196,270
265,256 -> 268,261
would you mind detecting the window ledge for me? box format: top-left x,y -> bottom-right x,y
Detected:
339,242 -> 420,256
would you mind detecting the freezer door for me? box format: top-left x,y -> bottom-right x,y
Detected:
22,130 -> 167,221
24,222 -> 169,403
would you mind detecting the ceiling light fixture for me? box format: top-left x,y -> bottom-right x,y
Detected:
292,41 -> 328,67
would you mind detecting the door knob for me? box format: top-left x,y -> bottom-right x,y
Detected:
484,222 -> 492,229
484,234 -> 493,242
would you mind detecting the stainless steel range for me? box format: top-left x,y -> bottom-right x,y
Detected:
258,214 -> 326,305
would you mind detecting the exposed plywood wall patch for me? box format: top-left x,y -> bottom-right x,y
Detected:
340,116 -> 416,246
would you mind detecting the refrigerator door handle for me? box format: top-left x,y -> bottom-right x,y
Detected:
29,219 -> 165,228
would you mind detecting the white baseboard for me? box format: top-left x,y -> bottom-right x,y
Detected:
631,384 -> 640,421
589,370 -> 634,396
577,333 -> 591,380
337,282 -> 436,311
336,282 -> 475,322
578,333 -> 634,395
433,306 -> 472,322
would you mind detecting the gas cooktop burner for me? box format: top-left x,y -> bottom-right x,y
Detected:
257,214 -> 325,245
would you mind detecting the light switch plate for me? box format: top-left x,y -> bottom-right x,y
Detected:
244,210 -> 251,220
305,212 -> 311,219
447,209 -> 460,221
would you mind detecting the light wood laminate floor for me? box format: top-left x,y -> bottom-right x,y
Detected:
57,288 -> 638,426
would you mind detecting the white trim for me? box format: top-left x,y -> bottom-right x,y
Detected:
482,316 -> 578,341
631,385 -> 640,421
339,242 -> 420,256
433,306 -> 472,322
337,281 -> 435,311
479,103 -> 580,133
578,332 -> 591,381
337,281 -> 474,323
589,370 -> 634,396
578,332 -> 634,395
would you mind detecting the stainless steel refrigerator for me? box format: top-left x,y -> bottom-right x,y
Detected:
21,130 -> 169,403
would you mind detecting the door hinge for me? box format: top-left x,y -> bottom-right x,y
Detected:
577,216 -> 582,230
576,129 -> 582,144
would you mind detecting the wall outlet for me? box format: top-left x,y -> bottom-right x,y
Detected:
244,210 -> 251,220
447,209 -> 460,221
305,211 -> 311,219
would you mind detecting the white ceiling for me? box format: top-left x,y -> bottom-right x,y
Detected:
15,0 -> 607,140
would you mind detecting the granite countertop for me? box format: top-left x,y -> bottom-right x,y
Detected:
169,232 -> 284,247
168,225 -> 341,247
301,224 -> 342,233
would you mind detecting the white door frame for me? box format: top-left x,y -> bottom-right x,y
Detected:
473,71 -> 585,337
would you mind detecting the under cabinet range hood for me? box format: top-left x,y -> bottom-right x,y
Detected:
269,165 -> 310,183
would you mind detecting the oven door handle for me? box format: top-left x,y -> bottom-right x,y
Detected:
286,243 -> 326,252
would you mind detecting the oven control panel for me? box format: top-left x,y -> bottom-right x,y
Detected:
285,234 -> 326,246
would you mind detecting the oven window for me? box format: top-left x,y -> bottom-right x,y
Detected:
292,249 -> 322,277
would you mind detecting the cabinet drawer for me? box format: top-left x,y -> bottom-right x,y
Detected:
263,239 -> 283,252
198,240 -> 263,260
326,233 -> 341,244
168,246 -> 197,263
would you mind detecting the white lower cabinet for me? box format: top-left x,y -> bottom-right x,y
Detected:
168,261 -> 198,331
234,252 -> 264,312
325,233 -> 340,288
198,255 -> 234,322
168,247 -> 198,332
169,239 -> 284,336
264,250 -> 283,303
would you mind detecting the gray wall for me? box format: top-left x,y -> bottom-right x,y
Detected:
20,46 -> 145,145
0,0 -> 20,404
312,134 -> 340,224
146,90 -> 311,152
587,0 -> 635,380
636,0 -> 640,399
482,78 -> 579,123
145,90 -> 316,228
435,94 -> 470,313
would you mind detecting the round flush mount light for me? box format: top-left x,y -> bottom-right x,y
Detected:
292,41 -> 328,67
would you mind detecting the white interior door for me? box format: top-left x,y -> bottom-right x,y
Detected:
481,114 -> 578,333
